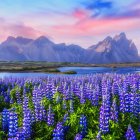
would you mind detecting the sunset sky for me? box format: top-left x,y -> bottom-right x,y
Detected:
0,0 -> 140,49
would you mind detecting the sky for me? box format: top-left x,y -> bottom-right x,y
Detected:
0,0 -> 140,49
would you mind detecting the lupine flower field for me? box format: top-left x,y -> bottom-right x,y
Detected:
0,74 -> 140,140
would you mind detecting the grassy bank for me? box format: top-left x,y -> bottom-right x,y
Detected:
0,61 -> 139,73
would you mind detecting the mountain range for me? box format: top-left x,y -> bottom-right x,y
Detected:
0,32 -> 139,63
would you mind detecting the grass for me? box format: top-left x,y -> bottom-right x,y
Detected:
62,71 -> 77,74
0,61 -> 139,74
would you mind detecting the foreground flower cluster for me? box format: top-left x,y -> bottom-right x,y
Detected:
0,74 -> 140,140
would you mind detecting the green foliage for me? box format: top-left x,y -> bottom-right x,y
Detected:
45,69 -> 60,73
62,71 -> 77,74
32,121 -> 53,140
53,92 -> 63,104
65,112 -> 79,139
24,82 -> 33,93
1,84 -> 140,140
10,85 -> 20,101
0,131 -> 6,140
41,97 -> 52,109
10,103 -> 23,127
0,96 -> 10,112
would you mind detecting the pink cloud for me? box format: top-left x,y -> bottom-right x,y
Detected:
72,8 -> 90,20
51,17 -> 140,37
0,18 -> 43,41
0,7 -> 140,49
22,8 -> 139,47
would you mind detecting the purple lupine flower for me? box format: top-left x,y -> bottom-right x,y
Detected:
112,82 -> 119,96
124,93 -> 130,113
91,88 -> 99,106
34,103 -> 41,121
70,100 -> 74,113
74,133 -> 83,140
46,82 -> 56,100
123,79 -> 130,93
16,91 -> 22,104
63,113 -> 70,134
22,109 -> 32,139
99,95 -> 110,134
38,104 -> 47,121
42,105 -> 47,121
31,111 -> 35,124
8,110 -> 18,138
119,88 -> 125,113
23,87 -> 27,96
134,94 -> 140,116
4,94 -> 10,103
16,128 -> 26,140
63,113 -> 69,124
62,98 -> 67,110
79,115 -> 87,138
130,78 -> 138,93
80,87 -> 86,104
125,124 -> 137,140
55,93 -> 61,103
138,124 -> 140,133
53,122 -> 64,140
96,131 -> 102,140
22,96 -> 29,112
8,137 -> 18,140
110,99 -> 118,122
47,105 -> 54,126
129,93 -> 135,113
2,108 -> 9,132
63,125 -> 70,134
10,98 -> 14,104
65,87 -> 74,100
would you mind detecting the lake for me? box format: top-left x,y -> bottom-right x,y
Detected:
58,67 -> 140,74
0,67 -> 139,78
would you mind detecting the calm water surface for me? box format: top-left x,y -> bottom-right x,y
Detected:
58,67 -> 140,74
0,67 -> 139,78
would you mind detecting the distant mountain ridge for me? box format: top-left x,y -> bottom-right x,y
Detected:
86,32 -> 139,63
0,32 -> 139,63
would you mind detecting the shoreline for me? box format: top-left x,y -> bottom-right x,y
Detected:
0,61 -> 139,73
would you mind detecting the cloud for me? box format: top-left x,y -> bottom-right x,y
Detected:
72,8 -> 90,20
0,18 -> 42,41
81,0 -> 140,19
115,9 -> 140,18
45,16 -> 140,48
85,0 -> 113,10
51,17 -> 140,37
9,24 -> 41,37
79,0 -> 113,18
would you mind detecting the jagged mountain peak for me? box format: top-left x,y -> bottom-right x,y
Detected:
15,36 -> 33,44
89,36 -> 113,52
36,36 -> 48,40
3,36 -> 33,45
0,32 -> 139,63
103,36 -> 112,42
89,32 -> 130,51
114,32 -> 127,41
87,32 -> 139,63
35,36 -> 53,44
6,36 -> 16,42
68,44 -> 82,48
120,32 -> 126,36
